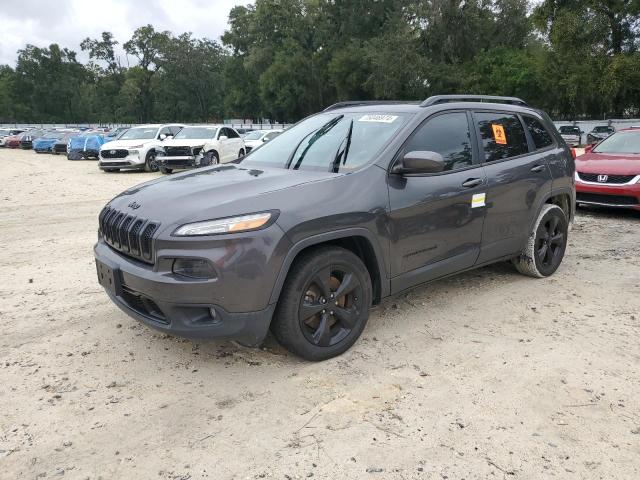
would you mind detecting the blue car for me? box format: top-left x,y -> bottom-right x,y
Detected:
32,131 -> 67,153
67,131 -> 108,160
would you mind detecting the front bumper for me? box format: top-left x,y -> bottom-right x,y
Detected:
98,152 -> 143,169
576,176 -> 640,210
157,156 -> 197,170
94,224 -> 291,344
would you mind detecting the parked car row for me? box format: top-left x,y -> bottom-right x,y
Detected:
558,124 -> 616,147
97,124 -> 282,174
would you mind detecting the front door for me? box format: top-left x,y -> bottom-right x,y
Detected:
388,111 -> 488,293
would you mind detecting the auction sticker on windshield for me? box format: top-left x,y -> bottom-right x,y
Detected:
358,114 -> 398,123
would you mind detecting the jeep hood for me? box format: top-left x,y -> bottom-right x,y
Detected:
106,164 -> 338,233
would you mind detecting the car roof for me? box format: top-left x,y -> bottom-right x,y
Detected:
325,100 -> 543,117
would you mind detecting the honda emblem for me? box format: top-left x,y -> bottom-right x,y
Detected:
597,175 -> 608,183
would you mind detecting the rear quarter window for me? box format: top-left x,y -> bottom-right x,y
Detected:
523,116 -> 554,149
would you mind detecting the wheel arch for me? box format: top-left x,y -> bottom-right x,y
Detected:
269,228 -> 389,307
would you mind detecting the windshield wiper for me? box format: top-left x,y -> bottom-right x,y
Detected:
285,115 -> 344,170
331,119 -> 353,173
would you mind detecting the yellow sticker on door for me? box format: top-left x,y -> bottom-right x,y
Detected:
472,193 -> 486,208
491,124 -> 507,145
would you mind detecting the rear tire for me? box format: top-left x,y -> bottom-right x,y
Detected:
513,204 -> 568,278
271,246 -> 372,361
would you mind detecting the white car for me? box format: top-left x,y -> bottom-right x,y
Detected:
155,125 -> 246,174
242,129 -> 283,153
98,124 -> 185,172
558,125 -> 582,147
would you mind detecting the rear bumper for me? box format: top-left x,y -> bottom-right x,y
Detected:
576,178 -> 640,210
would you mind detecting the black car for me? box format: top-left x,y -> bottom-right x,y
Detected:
20,129 -> 46,149
586,125 -> 615,144
95,95 -> 575,361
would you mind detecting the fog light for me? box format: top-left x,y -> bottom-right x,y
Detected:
172,258 -> 217,279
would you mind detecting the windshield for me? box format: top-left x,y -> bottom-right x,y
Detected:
592,126 -> 612,133
593,131 -> 640,154
242,113 -> 407,172
244,131 -> 266,140
174,127 -> 218,140
118,127 -> 157,140
560,126 -> 579,134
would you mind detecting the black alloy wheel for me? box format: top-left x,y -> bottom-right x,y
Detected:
299,265 -> 364,348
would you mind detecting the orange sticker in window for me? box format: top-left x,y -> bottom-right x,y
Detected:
492,124 -> 507,145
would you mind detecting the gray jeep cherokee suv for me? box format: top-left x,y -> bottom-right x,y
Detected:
95,95 -> 575,361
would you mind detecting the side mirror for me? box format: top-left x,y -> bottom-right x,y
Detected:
584,144 -> 594,153
392,151 -> 445,175
159,133 -> 167,140
165,135 -> 173,141
219,135 -> 228,141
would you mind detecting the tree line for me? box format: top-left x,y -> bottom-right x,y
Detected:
0,0 -> 638,124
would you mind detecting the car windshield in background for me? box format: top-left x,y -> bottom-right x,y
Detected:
43,132 -> 63,139
242,113 -> 407,172
593,131 -> 640,154
118,127 -> 157,140
174,127 -> 217,140
593,126 -> 612,133
560,126 -> 580,134
244,131 -> 267,140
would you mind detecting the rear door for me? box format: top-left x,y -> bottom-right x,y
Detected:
472,111 -> 553,263
388,110 -> 488,292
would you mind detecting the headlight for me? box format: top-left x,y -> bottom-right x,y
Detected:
128,149 -> 139,155
173,211 -> 276,236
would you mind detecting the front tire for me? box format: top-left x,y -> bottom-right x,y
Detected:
513,204 -> 568,278
160,167 -> 173,174
271,246 -> 372,361
144,151 -> 158,172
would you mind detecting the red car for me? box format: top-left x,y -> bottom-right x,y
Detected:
4,132 -> 26,148
575,127 -> 640,211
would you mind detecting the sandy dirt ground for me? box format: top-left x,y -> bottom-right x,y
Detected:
1,148 -> 639,480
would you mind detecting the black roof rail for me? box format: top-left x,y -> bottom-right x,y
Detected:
323,100 -> 418,112
421,95 -> 528,107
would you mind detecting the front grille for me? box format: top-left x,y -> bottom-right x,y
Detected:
20,141 -> 32,148
578,173 -> 636,184
99,206 -> 160,263
165,146 -> 192,157
121,286 -> 167,324
101,149 -> 128,159
577,192 -> 639,206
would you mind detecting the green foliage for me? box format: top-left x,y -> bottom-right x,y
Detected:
0,0 -> 639,123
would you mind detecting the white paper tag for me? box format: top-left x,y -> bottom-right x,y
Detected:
358,114 -> 398,123
471,193 -> 486,208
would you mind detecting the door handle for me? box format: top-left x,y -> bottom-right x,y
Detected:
531,165 -> 546,173
462,178 -> 484,188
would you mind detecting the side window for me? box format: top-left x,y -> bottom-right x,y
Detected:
227,128 -> 240,139
523,116 -> 554,149
475,112 -> 529,161
401,112 -> 474,172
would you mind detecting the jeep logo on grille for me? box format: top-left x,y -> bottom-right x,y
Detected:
597,175 -> 608,183
128,201 -> 141,210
